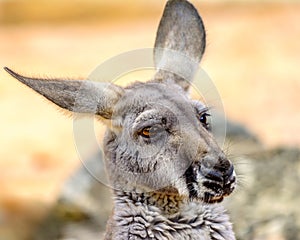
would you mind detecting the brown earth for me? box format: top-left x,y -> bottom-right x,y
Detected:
0,1 -> 299,239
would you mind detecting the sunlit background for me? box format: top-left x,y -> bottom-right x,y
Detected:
0,0 -> 299,239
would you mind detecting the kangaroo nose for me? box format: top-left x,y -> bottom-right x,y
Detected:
200,155 -> 234,183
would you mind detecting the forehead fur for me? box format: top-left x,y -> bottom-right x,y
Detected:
115,81 -> 193,115
110,81 -> 205,135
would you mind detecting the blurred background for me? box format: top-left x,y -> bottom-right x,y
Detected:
0,0 -> 300,239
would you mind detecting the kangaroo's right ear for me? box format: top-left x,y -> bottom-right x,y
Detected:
4,67 -> 124,119
154,0 -> 206,91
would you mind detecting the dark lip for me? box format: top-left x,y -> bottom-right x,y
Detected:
203,192 -> 224,203
189,192 -> 224,204
201,179 -> 235,203
200,173 -> 236,203
187,180 -> 232,204
201,165 -> 236,195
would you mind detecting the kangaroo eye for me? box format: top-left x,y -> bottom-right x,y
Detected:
199,113 -> 211,129
140,127 -> 151,138
139,126 -> 164,138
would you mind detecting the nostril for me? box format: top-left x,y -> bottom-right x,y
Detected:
207,171 -> 223,182
229,176 -> 236,185
200,167 -> 223,182
224,166 -> 235,185
200,156 -> 235,183
226,164 -> 234,177
214,157 -> 231,172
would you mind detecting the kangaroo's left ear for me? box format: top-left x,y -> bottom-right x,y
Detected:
4,67 -> 124,119
153,0 -> 206,91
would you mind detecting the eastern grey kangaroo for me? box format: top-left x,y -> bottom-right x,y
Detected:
5,0 -> 236,239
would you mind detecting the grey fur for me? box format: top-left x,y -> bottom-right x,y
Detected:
154,0 -> 206,91
4,67 -> 123,119
5,0 -> 236,239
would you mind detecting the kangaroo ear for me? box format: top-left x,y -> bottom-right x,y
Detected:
4,67 -> 124,119
154,0 -> 206,91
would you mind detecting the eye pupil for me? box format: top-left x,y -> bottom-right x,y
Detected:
200,115 -> 207,124
199,112 -> 210,129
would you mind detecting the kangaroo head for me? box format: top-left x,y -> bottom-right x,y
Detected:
5,0 -> 236,204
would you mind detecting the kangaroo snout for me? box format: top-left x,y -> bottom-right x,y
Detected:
201,155 -> 234,180
200,155 -> 236,202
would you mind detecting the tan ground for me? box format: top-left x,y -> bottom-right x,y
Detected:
0,2 -> 299,239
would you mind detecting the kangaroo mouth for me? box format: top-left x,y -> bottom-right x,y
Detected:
184,163 -> 236,204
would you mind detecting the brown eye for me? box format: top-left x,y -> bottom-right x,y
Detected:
139,126 -> 164,138
141,127 -> 151,138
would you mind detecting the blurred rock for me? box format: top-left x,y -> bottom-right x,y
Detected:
226,147 -> 300,240
32,151 -> 112,240
214,112 -> 261,155
212,112 -> 259,143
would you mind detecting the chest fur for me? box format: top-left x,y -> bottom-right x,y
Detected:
106,196 -> 235,240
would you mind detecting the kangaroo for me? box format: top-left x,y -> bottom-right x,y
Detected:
5,0 -> 236,239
